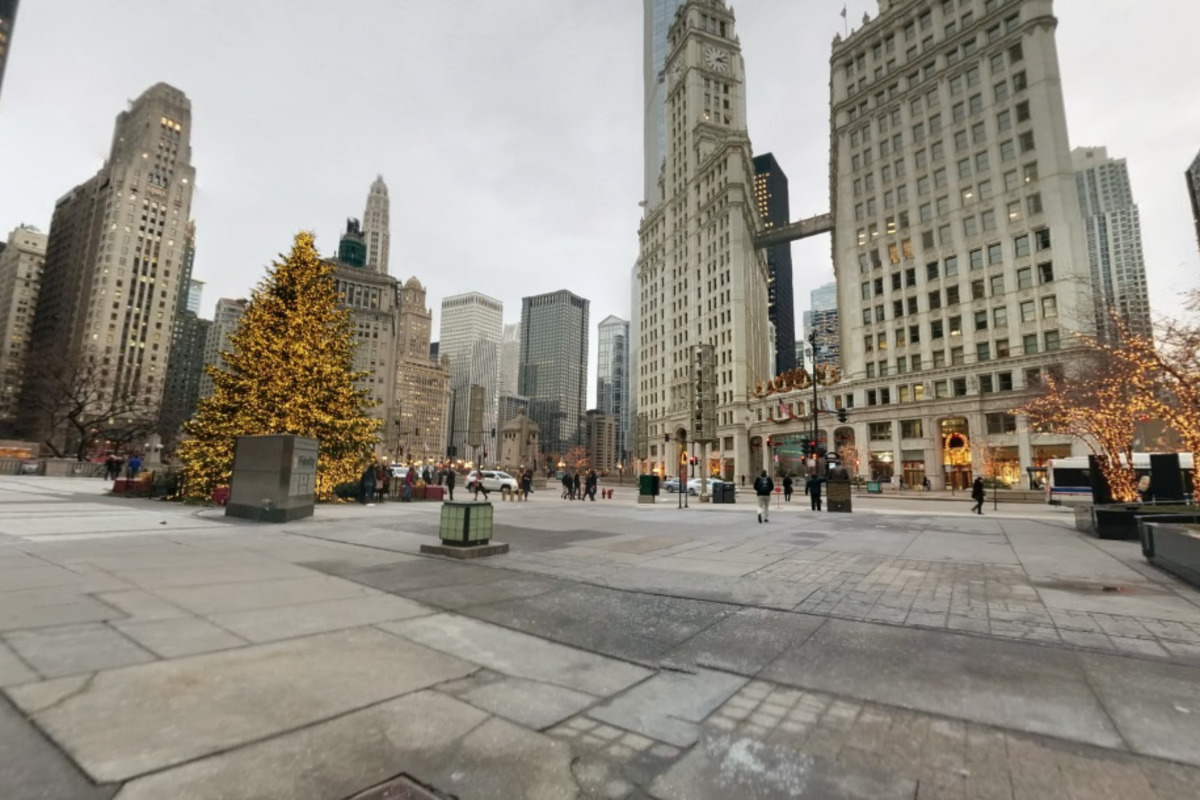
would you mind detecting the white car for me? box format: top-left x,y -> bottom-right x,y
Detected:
686,478 -> 731,495
662,477 -> 681,493
465,470 -> 519,493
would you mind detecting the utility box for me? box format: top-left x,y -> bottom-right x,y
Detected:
827,466 -> 853,513
639,474 -> 660,504
226,435 -> 318,523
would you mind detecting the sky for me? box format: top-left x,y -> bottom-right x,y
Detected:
1,0 -> 1198,409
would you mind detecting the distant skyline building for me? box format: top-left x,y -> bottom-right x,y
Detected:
363,176 -> 390,275
586,410 -> 618,473
596,315 -> 630,460
1188,151 -> 1200,260
1072,146 -> 1151,339
200,297 -> 247,399
18,83 -> 196,448
497,393 -> 529,436
392,277 -> 450,462
802,282 -> 839,370
0,223 -> 45,432
753,153 -> 797,373
498,323 -> 520,397
159,221 -> 210,444
439,292 -> 503,460
0,0 -> 18,109
519,290 -> 589,458
643,0 -> 688,209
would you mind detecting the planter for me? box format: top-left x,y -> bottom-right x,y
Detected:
1142,522 -> 1200,588
425,485 -> 444,501
212,486 -> 230,506
1090,505 -> 1148,540
411,485 -> 427,501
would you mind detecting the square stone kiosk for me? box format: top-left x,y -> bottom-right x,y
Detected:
226,435 -> 318,523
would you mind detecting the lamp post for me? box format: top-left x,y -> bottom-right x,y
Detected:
808,331 -> 820,475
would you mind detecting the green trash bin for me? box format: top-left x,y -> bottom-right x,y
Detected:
866,481 -> 883,494
638,474 -> 659,504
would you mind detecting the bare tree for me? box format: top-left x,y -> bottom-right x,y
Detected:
23,354 -> 156,461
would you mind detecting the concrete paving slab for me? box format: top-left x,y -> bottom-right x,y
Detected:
209,593 -> 434,643
7,627 -> 478,783
106,561 -> 316,589
4,623 -> 156,678
0,639 -> 38,686
900,531 -> 1019,564
382,613 -> 650,696
464,583 -> 740,663
152,574 -> 377,615
663,608 -> 826,675
1033,583 -> 1200,624
112,617 -> 247,658
0,694 -> 119,800
649,730 -> 916,800
1082,654 -> 1200,767
640,556 -> 765,577
113,691 -> 586,800
401,574 -> 567,610
760,618 -> 1125,749
329,558 -> 502,594
439,672 -> 598,729
588,669 -> 747,747
0,588 -> 122,632
91,589 -> 189,622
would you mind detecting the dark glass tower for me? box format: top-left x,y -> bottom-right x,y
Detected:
518,290 -> 589,458
0,0 -> 18,108
753,153 -> 796,373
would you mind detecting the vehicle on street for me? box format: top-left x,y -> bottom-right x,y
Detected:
662,477 -> 681,493
1046,452 -> 1194,505
465,470 -> 519,492
684,477 -> 732,495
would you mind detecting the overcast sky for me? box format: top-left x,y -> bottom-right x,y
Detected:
2,1 -> 1198,407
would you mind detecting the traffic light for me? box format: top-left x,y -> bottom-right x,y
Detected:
837,408 -> 848,423
663,434 -> 671,443
799,440 -> 809,457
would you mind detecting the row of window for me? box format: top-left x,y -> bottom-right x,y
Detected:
862,330 -> 1062,385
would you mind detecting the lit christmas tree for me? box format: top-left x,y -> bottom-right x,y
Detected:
179,232 -> 380,499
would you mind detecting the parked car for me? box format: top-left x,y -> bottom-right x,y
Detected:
465,470 -> 519,492
662,477 -> 681,493
685,478 -> 732,495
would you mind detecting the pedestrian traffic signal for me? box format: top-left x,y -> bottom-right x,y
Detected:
799,440 -> 810,457
837,408 -> 848,423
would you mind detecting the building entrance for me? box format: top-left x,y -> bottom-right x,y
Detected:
941,418 -> 973,490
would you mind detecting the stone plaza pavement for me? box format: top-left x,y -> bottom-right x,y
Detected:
1,477 -> 1199,799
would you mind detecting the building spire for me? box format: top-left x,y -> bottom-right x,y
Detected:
362,175 -> 391,274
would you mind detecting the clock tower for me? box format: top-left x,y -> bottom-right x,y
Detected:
635,0 -> 771,481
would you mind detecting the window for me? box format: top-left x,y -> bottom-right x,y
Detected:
1000,139 -> 1016,161
975,151 -> 990,171
1045,330 -> 1060,351
927,261 -> 940,280
931,140 -> 945,161
929,290 -> 942,309
1035,228 -> 1051,250
897,356 -> 908,374
920,203 -> 933,222
997,109 -> 1012,132
994,306 -> 1009,327
922,230 -> 936,249
1012,71 -> 1027,92
896,326 -> 907,346
875,277 -> 885,295
981,209 -> 996,231
878,331 -> 889,349
980,374 -> 994,393
867,388 -> 877,405
934,167 -> 947,188
1025,367 -> 1042,385
986,413 -> 1017,434
972,121 -> 987,144
953,377 -> 968,396
990,274 -> 1005,294
990,52 -> 1005,74
864,334 -> 874,352
958,157 -> 972,179
901,419 -> 924,438
988,242 -> 1003,264
1027,193 -> 1043,216
892,273 -> 902,291
931,319 -> 945,338
945,255 -> 959,275
1004,170 -> 1019,191
1016,100 -> 1031,123
934,351 -> 947,369
1020,300 -> 1036,322
949,74 -> 964,96
934,379 -> 949,398
1024,162 -> 1039,184
995,80 -> 1009,102
968,94 -> 983,116
866,363 -> 876,378
978,179 -> 993,200
938,223 -> 952,244
876,305 -> 887,322
963,216 -> 979,237
975,310 -> 989,331
1017,267 -> 1033,289
1039,262 -> 1054,283
1023,334 -> 1038,355
1041,295 -> 1058,318
913,355 -> 924,373
1019,130 -> 1035,153
909,323 -> 921,343
908,296 -> 919,314
918,175 -> 931,195
949,315 -> 962,335
870,422 -> 893,441
952,102 -> 966,123
1007,201 -> 1022,223
970,248 -> 983,269
863,309 -> 872,325
916,149 -> 929,169
998,371 -> 1013,391
972,279 -> 986,300
946,285 -> 960,304
996,337 -> 1010,357
1014,234 -> 1030,257
862,281 -> 872,299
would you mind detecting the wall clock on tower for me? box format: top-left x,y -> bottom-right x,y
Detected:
704,46 -> 729,73
669,61 -> 684,86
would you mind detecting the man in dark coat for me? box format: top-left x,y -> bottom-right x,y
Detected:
805,474 -> 825,511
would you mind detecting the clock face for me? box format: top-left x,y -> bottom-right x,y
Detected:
705,46 -> 730,73
669,62 -> 684,86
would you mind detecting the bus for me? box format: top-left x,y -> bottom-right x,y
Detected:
1046,453 -> 1194,506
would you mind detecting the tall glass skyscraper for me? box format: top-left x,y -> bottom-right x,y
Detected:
518,290 -> 589,458
0,0 -> 19,108
596,316 -> 630,460
643,0 -> 687,209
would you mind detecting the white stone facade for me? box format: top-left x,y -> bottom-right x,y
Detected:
0,225 -> 46,428
363,176 -> 390,275
636,0 -> 773,481
438,292 -> 503,459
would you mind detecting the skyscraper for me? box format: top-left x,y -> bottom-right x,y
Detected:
1186,150 -> 1200,259
18,84 -> 196,450
586,410 -> 618,473
363,176 -> 390,275
830,0 -> 1090,488
498,323 -> 520,397
643,0 -> 688,209
392,277 -> 450,462
636,1 -> 772,479
199,297 -> 247,399
159,221 -> 211,443
0,224 -> 45,432
519,290 -> 589,458
0,0 -> 19,108
1072,147 -> 1151,340
439,292 -> 503,459
753,153 -> 797,372
802,281 -> 839,369
596,315 -> 630,460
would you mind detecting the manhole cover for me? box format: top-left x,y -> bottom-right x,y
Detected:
345,775 -> 456,800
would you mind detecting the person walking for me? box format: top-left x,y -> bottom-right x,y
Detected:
971,477 -> 986,515
561,472 -> 571,499
445,467 -> 456,501
586,470 -> 598,501
923,476 -> 931,492
753,470 -> 774,523
740,474 -> 746,488
374,465 -> 386,503
403,466 -> 415,502
359,463 -> 376,505
782,475 -> 793,502
806,474 -> 824,511
127,454 -> 143,480
521,470 -> 533,501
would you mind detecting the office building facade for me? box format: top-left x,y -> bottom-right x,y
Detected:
0,224 -> 45,431
199,297 -> 247,399
596,315 -> 630,460
439,292 -> 503,459
1071,146 -> 1150,339
636,1 -> 773,480
0,0 -> 18,108
159,221 -> 210,442
753,153 -> 797,373
1187,150 -> 1200,260
829,0 -> 1088,488
499,323 -> 520,397
391,277 -> 449,463
801,281 -> 840,369
643,0 -> 689,209
519,290 -> 589,458
18,84 -> 197,449
363,176 -> 390,275
586,410 -> 618,473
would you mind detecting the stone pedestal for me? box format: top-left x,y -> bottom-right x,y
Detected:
827,479 -> 852,513
225,435 -> 318,523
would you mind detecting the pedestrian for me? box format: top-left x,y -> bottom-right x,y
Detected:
470,471 -> 490,501
103,454 -> 116,480
1137,474 -> 1152,503
570,471 -> 580,500
740,474 -> 746,487
127,454 -> 143,480
374,465 -> 386,503
586,470 -> 598,501
782,475 -> 793,502
359,463 -> 376,505
521,470 -> 532,501
445,467 -> 456,501
806,474 -> 824,511
971,477 -> 985,515
403,465 -> 415,501
923,476 -> 931,492
753,470 -> 774,523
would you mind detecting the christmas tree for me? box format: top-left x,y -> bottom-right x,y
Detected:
179,232 -> 380,499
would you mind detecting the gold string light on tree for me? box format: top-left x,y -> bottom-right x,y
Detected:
178,232 -> 380,500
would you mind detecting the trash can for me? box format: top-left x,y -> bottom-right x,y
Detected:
638,474 -> 659,504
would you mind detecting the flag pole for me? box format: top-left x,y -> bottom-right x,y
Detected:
841,4 -> 849,37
